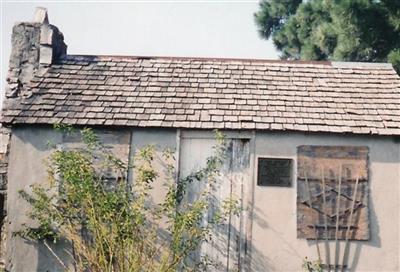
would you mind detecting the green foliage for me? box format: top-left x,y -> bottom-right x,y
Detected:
53,122 -> 75,134
302,257 -> 322,272
388,49 -> 400,73
17,128 -> 237,271
254,0 -> 400,73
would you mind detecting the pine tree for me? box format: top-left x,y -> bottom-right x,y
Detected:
254,0 -> 400,73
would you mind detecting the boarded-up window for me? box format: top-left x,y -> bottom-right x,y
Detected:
62,131 -> 130,190
297,146 -> 369,240
257,158 -> 292,187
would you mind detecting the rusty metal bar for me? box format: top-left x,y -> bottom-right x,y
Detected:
341,175 -> 360,272
321,167 -> 331,272
334,164 -> 343,272
304,170 -> 321,262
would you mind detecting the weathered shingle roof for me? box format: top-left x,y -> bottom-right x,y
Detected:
2,55 -> 400,135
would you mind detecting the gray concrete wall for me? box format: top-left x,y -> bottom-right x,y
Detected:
6,127 -> 64,272
6,126 -> 131,272
0,127 -> 11,267
251,131 -> 400,272
176,130 -> 400,271
5,126 -> 400,271
128,128 -> 177,207
128,128 -> 178,256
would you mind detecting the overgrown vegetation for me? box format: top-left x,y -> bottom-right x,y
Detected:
16,125 -> 237,271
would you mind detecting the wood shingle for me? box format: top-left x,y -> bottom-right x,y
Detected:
2,55 -> 400,135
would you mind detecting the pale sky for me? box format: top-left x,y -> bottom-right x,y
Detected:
0,1 -> 278,105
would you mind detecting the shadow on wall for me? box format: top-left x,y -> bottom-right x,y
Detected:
249,242 -> 274,271
251,194 -> 381,272
348,184 -> 381,272
25,130 -> 385,271
153,213 -> 275,272
304,196 -> 381,272
183,198 -> 275,272
31,170 -> 377,270
32,189 -> 381,271
30,238 -> 72,272
251,206 -> 304,271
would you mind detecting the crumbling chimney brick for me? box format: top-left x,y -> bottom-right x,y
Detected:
9,23 -> 41,70
5,7 -> 67,99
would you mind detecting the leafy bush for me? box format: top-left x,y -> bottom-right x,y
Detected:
302,257 -> 322,272
16,126 -> 236,271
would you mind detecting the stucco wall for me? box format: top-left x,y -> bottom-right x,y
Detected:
128,128 -> 177,209
252,131 -> 400,272
5,126 -> 400,271
0,127 -> 10,268
6,127 -> 64,272
6,127 -> 131,272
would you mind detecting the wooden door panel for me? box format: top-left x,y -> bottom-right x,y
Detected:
180,138 -> 250,271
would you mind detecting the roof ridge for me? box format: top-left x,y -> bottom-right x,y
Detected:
63,54 -> 333,65
332,61 -> 393,70
63,55 -> 395,69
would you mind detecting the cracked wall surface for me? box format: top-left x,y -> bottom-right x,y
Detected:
0,127 -> 10,268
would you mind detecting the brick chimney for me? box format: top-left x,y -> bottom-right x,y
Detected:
5,7 -> 67,98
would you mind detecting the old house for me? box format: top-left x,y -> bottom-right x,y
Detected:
1,8 -> 400,272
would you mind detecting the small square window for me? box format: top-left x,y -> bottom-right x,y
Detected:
257,158 -> 292,187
